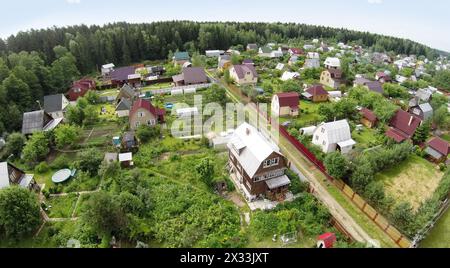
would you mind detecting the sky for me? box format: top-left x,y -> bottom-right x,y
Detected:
1,0 -> 449,52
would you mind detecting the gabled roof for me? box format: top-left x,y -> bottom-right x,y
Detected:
275,92 -> 299,108
316,120 -> 353,145
116,98 -> 132,111
227,123 -> 281,178
419,103 -> 433,114
326,68 -> 343,79
306,85 -> 329,96
324,57 -> 341,68
360,108 -> 378,122
416,88 -> 433,101
111,66 -> 136,81
174,52 -> 190,61
281,71 -> 300,81
259,46 -> 272,53
289,48 -> 304,55
388,109 -> 422,140
130,99 -> 165,118
242,59 -> 254,65
427,137 -> 450,156
102,63 -> 115,69
44,94 -> 68,113
232,64 -> 258,79
22,110 -> 57,135
365,81 -> 384,94
182,67 -> 208,84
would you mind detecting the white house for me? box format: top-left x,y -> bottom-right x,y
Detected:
312,120 -> 356,154
324,57 -> 341,69
205,50 -> 225,57
307,52 -> 320,59
271,51 -> 283,58
280,71 -> 300,81
275,63 -> 285,71
101,63 -> 115,76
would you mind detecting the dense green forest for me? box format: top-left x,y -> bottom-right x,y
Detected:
0,21 -> 444,73
0,21 -> 445,135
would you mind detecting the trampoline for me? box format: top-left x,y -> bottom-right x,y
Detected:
52,169 -> 72,183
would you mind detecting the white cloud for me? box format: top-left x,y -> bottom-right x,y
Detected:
66,0 -> 81,4
368,0 -> 383,4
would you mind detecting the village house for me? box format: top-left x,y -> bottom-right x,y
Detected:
0,162 -> 39,191
218,55 -> 232,71
22,110 -> 62,136
409,103 -> 433,121
115,84 -> 140,105
324,57 -> 341,69
304,58 -> 320,69
172,67 -> 208,87
360,108 -> 378,128
311,119 -> 356,154
288,55 -> 299,66
307,52 -> 320,59
205,50 -> 225,57
227,123 -> 291,202
129,98 -> 165,130
271,92 -> 300,117
425,137 -> 450,163
66,78 -> 96,101
246,43 -> 258,51
101,63 -> 115,77
280,71 -> 300,81
119,152 -> 133,168
229,64 -> 258,86
320,69 -> 343,89
354,77 -> 384,94
173,51 -> 190,65
375,72 -> 392,83
258,46 -> 272,57
115,98 -> 132,117
302,85 -> 329,103
44,94 -> 70,119
288,48 -> 304,56
110,66 -> 139,87
122,131 -> 137,151
386,109 -> 422,143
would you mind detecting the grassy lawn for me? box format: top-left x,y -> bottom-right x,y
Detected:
352,127 -> 379,150
279,100 -> 323,128
420,208 -> 450,248
0,221 -> 77,248
375,155 -> 444,210
46,194 -> 79,218
441,133 -> 450,142
142,82 -> 173,90
246,235 -> 316,248
72,193 -> 94,218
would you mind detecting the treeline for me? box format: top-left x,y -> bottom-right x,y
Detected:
0,47 -> 79,134
0,21 -> 442,74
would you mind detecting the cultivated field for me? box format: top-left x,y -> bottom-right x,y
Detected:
376,155 -> 444,210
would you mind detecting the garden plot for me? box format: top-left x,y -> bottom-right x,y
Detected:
376,155 -> 444,210
46,194 -> 79,218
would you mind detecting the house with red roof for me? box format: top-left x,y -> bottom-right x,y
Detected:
360,108 -> 378,128
271,92 -> 300,117
317,233 -> 336,248
302,85 -> 329,103
288,48 -> 304,56
66,78 -> 96,101
376,72 -> 392,83
386,109 -> 422,143
425,137 -> 450,163
129,98 -> 165,130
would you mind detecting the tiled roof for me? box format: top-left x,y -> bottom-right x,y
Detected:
275,92 -> 299,108
306,85 -> 329,96
427,137 -> 450,156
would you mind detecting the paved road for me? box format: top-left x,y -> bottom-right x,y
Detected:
210,71 -> 374,244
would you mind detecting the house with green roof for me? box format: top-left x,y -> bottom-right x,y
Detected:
173,51 -> 190,65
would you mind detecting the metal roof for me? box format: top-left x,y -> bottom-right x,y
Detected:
265,175 -> 291,190
316,120 -> 352,145
227,123 -> 281,178
0,162 -> 10,189
44,94 -> 68,113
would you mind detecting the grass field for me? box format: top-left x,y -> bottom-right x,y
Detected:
376,155 -> 444,210
46,194 -> 79,218
352,127 -> 380,150
420,208 -> 450,248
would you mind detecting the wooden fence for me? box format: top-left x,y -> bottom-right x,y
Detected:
277,123 -> 411,248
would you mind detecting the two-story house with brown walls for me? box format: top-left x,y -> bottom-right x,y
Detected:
129,98 -> 165,131
227,123 -> 291,202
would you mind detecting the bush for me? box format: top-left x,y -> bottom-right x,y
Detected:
136,125 -> 160,143
286,169 -> 309,195
34,162 -> 49,174
50,155 -> 71,170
